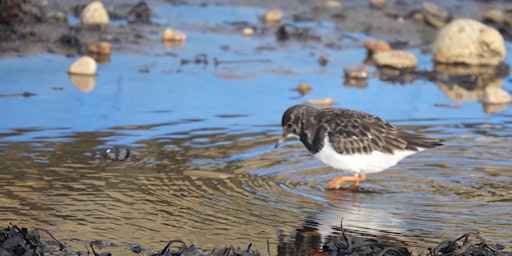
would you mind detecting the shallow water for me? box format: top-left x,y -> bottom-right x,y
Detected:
1,2 -> 512,255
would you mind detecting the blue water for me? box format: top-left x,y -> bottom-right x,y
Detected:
1,2 -> 511,255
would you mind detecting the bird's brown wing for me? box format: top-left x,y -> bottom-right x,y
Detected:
314,108 -> 408,155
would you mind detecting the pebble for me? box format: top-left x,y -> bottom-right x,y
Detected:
372,50 -> 417,69
364,38 -> 391,55
261,9 -> 283,24
88,41 -> 111,55
370,0 -> 386,9
162,27 -> 187,41
68,56 -> 97,75
421,2 -> 450,28
317,55 -> 330,66
80,1 -> 109,25
296,83 -> 313,95
325,1 -> 342,8
307,98 -> 334,108
483,9 -> 504,24
243,27 -> 255,36
433,19 -> 505,66
344,64 -> 369,79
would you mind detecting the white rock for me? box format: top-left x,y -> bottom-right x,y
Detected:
68,56 -> 97,75
81,1 -> 109,25
433,19 -> 505,66
373,50 -> 417,69
162,27 -> 186,41
261,9 -> 283,24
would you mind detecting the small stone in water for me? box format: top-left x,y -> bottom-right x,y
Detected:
261,9 -> 283,24
318,55 -> 330,66
243,27 -> 255,36
296,83 -> 313,95
344,64 -> 369,79
373,50 -> 417,69
162,27 -> 186,41
364,38 -> 391,55
68,56 -> 97,75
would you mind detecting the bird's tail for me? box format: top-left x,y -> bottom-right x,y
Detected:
399,131 -> 443,151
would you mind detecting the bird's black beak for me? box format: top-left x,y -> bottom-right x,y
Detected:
274,135 -> 286,148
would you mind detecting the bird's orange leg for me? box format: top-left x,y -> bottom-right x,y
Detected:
326,173 -> 366,190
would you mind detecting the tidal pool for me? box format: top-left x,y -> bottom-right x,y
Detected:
1,2 -> 512,255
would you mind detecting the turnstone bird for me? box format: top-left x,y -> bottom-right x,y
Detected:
275,104 -> 443,189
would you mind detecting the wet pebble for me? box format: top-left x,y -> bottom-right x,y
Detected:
370,0 -> 386,9
68,56 -> 97,75
372,50 -> 417,69
243,27 -> 255,36
433,19 -> 505,66
344,64 -> 370,79
318,54 -> 330,66
80,1 -> 109,25
364,38 -> 391,55
296,83 -> 313,95
261,9 -> 283,24
88,41 -> 111,55
307,98 -> 334,108
421,1 -> 451,28
483,9 -> 504,24
162,27 -> 186,41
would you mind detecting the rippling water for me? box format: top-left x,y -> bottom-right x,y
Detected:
1,2 -> 512,255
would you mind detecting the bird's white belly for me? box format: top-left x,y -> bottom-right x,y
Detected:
314,137 -> 420,175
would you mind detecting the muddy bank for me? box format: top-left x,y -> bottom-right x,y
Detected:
2,0 -> 512,58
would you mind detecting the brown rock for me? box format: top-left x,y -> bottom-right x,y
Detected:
483,9 -> 504,24
296,83 -> 313,95
317,55 -> 330,66
364,38 -> 391,55
373,50 -> 417,69
370,0 -> 386,9
88,41 -> 111,55
433,19 -> 505,66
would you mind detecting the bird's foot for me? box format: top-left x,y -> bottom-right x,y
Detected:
326,173 -> 366,190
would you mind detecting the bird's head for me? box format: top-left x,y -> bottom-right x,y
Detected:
275,104 -> 317,148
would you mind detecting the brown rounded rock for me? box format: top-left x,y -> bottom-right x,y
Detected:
373,50 -> 417,69
364,38 -> 391,55
88,41 -> 111,55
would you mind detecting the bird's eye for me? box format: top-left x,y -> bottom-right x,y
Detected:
286,122 -> 293,128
